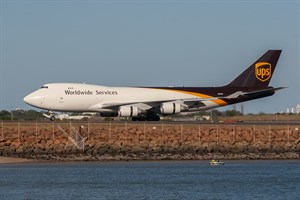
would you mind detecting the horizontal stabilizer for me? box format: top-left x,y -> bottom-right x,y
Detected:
225,91 -> 244,99
241,86 -> 287,96
223,87 -> 286,100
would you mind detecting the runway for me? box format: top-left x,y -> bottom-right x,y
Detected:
2,120 -> 300,125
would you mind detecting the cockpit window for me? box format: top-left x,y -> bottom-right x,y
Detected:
40,86 -> 48,89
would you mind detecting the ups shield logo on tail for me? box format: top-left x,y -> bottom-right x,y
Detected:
255,62 -> 271,82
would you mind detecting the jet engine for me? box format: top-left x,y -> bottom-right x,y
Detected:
118,106 -> 143,117
160,102 -> 185,115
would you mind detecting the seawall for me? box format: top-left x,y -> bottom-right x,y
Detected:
0,122 -> 299,160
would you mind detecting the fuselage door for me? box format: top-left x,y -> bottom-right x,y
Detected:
59,96 -> 64,103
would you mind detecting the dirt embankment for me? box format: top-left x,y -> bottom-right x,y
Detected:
0,122 -> 299,161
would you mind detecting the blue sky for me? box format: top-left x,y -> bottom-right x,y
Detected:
0,0 -> 299,114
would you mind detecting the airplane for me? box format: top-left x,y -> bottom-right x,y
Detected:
24,50 -> 285,121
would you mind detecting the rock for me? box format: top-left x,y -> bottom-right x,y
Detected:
131,146 -> 146,153
0,123 -> 299,161
0,142 -> 5,148
3,140 -> 10,147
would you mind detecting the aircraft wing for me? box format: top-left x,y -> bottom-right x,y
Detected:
89,97 -> 217,112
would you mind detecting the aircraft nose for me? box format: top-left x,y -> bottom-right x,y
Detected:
23,95 -> 31,104
23,93 -> 44,107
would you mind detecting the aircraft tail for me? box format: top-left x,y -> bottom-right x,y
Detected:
227,50 -> 282,88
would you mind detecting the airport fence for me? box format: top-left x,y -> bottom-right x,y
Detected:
0,122 -> 299,146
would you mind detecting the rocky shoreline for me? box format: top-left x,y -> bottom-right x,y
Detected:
0,122 -> 299,161
0,156 -> 33,164
23,152 -> 299,162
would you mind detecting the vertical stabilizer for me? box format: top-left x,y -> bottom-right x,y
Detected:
227,50 -> 282,88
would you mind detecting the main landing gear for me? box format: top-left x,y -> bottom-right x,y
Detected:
132,114 -> 160,121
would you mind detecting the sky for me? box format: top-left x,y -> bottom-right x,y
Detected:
0,0 -> 299,114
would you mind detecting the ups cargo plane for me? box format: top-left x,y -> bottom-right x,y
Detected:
24,50 -> 285,121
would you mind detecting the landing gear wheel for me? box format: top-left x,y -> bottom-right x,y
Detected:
50,116 -> 55,121
153,115 -> 160,121
131,115 -> 160,121
132,117 -> 139,121
131,116 -> 147,121
146,114 -> 160,121
150,115 -> 160,121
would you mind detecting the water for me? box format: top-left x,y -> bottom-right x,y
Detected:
0,160 -> 299,200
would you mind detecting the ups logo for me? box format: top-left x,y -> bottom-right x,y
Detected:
255,62 -> 271,82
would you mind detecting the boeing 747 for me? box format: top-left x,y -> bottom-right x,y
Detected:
24,50 -> 285,121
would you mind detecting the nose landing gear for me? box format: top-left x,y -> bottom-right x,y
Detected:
43,111 -> 56,121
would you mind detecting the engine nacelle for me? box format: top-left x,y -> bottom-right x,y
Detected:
118,106 -> 142,117
160,102 -> 183,115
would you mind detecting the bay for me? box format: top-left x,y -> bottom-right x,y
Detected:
0,160 -> 299,200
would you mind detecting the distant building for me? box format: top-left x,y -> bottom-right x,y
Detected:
296,104 -> 300,114
241,104 -> 244,115
233,104 -> 236,111
285,105 -> 300,114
